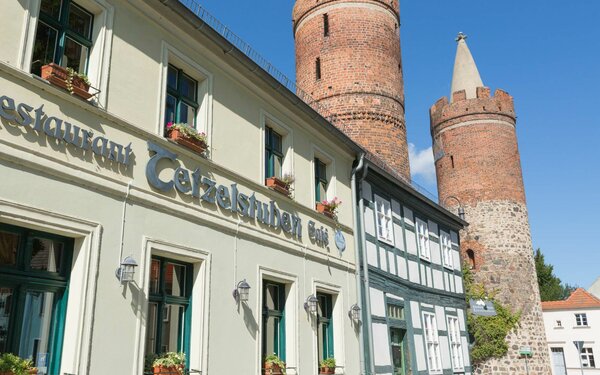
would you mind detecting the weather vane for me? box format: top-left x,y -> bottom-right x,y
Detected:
456,32 -> 468,42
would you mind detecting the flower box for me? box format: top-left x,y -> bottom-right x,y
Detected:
319,367 -> 335,374
40,63 -> 93,100
263,362 -> 284,374
167,128 -> 207,154
265,177 -> 291,196
0,371 -> 37,375
316,202 -> 335,219
153,365 -> 183,374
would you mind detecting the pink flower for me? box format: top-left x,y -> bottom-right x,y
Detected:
167,122 -> 174,128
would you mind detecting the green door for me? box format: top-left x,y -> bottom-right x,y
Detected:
390,328 -> 407,375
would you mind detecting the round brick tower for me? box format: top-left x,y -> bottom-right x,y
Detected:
293,0 -> 410,180
430,34 -> 551,374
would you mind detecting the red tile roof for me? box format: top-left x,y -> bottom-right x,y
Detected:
542,288 -> 600,311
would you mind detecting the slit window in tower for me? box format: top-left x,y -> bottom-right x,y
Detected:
467,249 -> 475,270
323,14 -> 329,37
316,58 -> 321,80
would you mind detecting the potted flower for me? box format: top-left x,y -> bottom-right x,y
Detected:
152,352 -> 185,374
265,173 -> 294,197
316,197 -> 341,219
263,353 -> 286,374
166,122 -> 208,155
40,63 -> 93,100
0,353 -> 37,375
319,358 -> 336,374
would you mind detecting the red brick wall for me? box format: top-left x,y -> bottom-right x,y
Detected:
430,88 -> 523,207
293,0 -> 410,179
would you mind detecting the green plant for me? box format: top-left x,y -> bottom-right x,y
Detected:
319,357 -> 336,368
152,352 -> 185,374
463,263 -> 521,366
282,174 -> 295,197
0,353 -> 35,375
167,122 -> 208,145
264,353 -> 286,374
65,67 -> 90,95
144,353 -> 158,373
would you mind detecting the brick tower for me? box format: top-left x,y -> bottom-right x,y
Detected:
293,0 -> 410,179
430,34 -> 551,374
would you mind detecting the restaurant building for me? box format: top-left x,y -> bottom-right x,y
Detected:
0,0 -> 364,374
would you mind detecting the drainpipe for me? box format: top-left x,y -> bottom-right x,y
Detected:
351,154 -> 370,375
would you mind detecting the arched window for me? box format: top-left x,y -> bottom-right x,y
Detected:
466,249 -> 475,269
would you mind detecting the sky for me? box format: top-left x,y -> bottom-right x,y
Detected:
194,0 -> 600,289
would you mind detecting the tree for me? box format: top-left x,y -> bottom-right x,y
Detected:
534,248 -> 577,301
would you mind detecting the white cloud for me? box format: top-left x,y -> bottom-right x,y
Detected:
408,143 -> 436,185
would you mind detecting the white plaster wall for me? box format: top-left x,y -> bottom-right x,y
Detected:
408,260 -> 419,284
413,334 -> 427,371
370,288 -> 386,317
372,323 -> 392,366
405,230 -> 417,255
367,240 -> 378,267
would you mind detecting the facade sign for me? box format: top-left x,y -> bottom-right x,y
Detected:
0,95 -> 133,167
146,142 -> 331,244
470,298 -> 497,316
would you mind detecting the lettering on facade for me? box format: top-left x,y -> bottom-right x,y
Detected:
0,95 -> 133,167
146,142 -> 327,242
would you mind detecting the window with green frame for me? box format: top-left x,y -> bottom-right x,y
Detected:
164,65 -> 199,131
0,223 -> 73,375
265,127 -> 283,180
145,256 -> 192,361
315,158 -> 328,202
387,302 -> 410,375
317,293 -> 334,363
31,0 -> 94,76
262,281 -> 286,361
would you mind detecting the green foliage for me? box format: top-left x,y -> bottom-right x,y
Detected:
534,248 -> 578,301
0,353 -> 35,375
152,352 -> 185,374
264,353 -> 286,374
463,264 -> 521,366
319,357 -> 336,368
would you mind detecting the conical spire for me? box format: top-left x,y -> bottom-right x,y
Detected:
450,33 -> 484,102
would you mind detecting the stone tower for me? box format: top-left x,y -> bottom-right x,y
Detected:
293,0 -> 410,180
430,34 -> 552,374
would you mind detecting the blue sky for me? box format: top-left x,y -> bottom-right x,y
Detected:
195,0 -> 600,289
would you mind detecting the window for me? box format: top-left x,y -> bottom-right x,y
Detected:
422,312 -> 441,373
315,158 -> 328,202
317,293 -> 334,364
316,58 -> 322,80
582,348 -> 596,368
375,195 -> 394,245
265,127 -> 284,179
262,281 -> 286,361
164,64 -> 199,131
323,14 -> 329,36
31,0 -> 94,76
440,232 -> 453,269
390,328 -> 407,375
387,304 -> 404,320
466,249 -> 476,270
447,316 -> 464,371
416,219 -> 431,261
145,257 -> 192,360
576,313 -> 588,327
0,224 -> 73,375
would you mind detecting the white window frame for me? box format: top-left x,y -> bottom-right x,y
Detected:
260,111 -> 294,185
416,218 -> 431,261
158,42 -> 213,145
20,0 -> 115,107
575,313 -> 588,327
440,231 -> 453,269
311,145 -> 336,204
447,316 -> 464,372
422,312 -> 442,374
582,347 -> 595,368
374,195 -> 394,245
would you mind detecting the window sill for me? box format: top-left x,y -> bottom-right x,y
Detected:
573,325 -> 591,329
553,326 -> 564,329
443,264 -> 454,271
419,255 -> 432,263
377,236 -> 395,247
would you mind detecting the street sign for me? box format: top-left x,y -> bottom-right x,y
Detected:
519,346 -> 533,357
469,299 -> 497,316
573,341 -> 584,353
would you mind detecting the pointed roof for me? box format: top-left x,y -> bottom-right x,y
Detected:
450,33 -> 484,102
542,288 -> 600,311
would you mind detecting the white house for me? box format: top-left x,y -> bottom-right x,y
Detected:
543,288 -> 600,375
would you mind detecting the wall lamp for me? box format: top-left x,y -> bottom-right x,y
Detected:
349,304 -> 361,321
233,279 -> 251,303
116,256 -> 138,284
443,195 -> 465,221
304,294 -> 319,313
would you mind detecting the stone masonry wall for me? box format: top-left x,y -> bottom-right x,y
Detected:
293,0 -> 410,179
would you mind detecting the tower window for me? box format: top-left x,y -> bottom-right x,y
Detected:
467,249 -> 475,270
323,14 -> 329,36
316,58 -> 321,80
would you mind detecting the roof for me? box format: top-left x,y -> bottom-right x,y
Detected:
542,288 -> 600,311
450,33 -> 484,102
